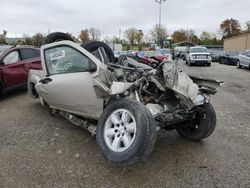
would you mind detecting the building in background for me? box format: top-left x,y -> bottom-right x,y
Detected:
224,34 -> 250,51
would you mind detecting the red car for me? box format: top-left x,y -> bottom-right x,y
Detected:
136,51 -> 168,68
0,45 -> 41,96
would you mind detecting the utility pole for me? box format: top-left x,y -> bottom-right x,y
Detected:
155,0 -> 166,48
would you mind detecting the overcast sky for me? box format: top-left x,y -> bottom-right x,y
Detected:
0,0 -> 249,38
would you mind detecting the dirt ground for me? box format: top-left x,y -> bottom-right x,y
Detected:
0,60 -> 250,188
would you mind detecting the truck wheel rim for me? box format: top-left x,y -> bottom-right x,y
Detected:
104,109 -> 137,152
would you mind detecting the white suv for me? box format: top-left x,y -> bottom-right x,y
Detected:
186,47 -> 211,66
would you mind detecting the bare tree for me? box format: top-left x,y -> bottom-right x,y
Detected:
89,28 -> 101,41
79,29 -> 89,42
150,24 -> 168,46
124,28 -> 137,45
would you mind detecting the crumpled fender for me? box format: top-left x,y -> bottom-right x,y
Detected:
28,70 -> 44,98
188,75 -> 224,95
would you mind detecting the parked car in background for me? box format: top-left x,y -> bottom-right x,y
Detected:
114,51 -> 131,62
156,48 -> 173,59
218,51 -> 240,66
0,45 -> 41,96
208,50 -> 223,62
135,51 -> 168,68
174,46 -> 188,59
237,49 -> 250,69
118,50 -> 168,68
186,47 -> 211,66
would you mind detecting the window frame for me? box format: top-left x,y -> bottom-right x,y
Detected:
43,44 -> 96,76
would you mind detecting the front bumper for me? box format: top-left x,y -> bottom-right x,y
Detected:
190,60 -> 211,64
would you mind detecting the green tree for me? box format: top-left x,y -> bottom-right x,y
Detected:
31,33 -> 44,47
0,30 -> 7,44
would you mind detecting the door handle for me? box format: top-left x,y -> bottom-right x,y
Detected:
39,78 -> 52,84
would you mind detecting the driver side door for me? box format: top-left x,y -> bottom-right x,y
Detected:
36,45 -> 103,119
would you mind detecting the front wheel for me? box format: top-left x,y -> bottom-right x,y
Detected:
96,99 -> 156,165
176,103 -> 216,141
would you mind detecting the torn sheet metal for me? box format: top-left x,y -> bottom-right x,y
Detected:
109,82 -> 134,95
162,61 -> 199,103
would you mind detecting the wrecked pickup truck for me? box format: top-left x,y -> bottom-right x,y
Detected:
28,33 -> 222,165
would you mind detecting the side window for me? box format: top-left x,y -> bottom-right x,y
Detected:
247,51 -> 250,57
3,51 -> 20,65
44,46 -> 93,75
20,48 -> 37,60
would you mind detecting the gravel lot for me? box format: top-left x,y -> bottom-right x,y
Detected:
0,60 -> 250,188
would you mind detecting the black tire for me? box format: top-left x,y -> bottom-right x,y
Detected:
207,63 -> 211,66
118,55 -> 128,65
176,103 -> 216,141
42,32 -> 74,45
96,99 -> 156,165
81,41 -> 115,63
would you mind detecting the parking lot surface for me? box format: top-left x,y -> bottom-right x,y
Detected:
0,61 -> 250,188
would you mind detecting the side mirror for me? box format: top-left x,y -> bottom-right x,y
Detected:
89,62 -> 97,73
187,51 -> 190,54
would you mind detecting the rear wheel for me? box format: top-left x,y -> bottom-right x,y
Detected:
96,99 -> 156,165
176,103 -> 216,141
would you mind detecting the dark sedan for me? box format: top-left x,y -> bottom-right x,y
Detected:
209,50 -> 223,62
218,51 -> 240,66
